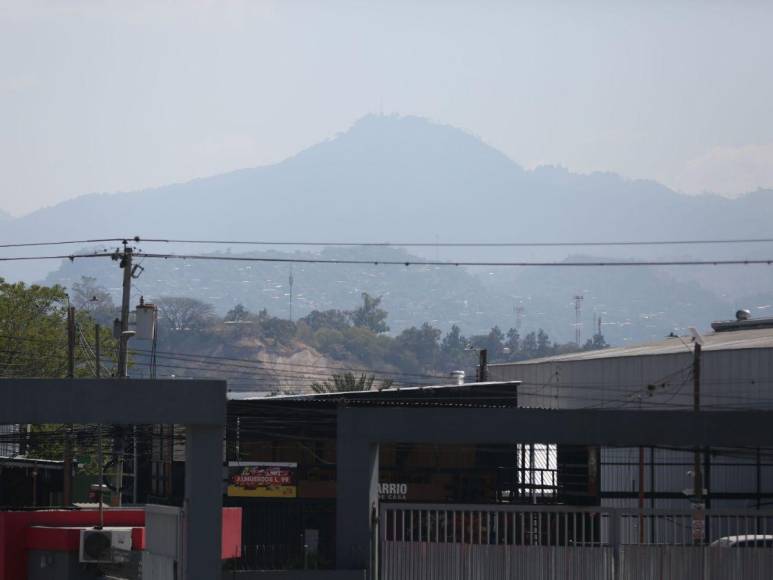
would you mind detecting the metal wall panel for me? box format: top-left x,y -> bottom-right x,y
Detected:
145,504 -> 183,563
381,504 -> 773,580
0,424 -> 19,457
490,347 -> 773,507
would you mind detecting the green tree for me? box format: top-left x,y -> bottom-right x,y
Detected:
583,332 -> 609,351
299,309 -> 350,332
156,296 -> 215,332
505,328 -> 520,360
350,293 -> 389,334
394,323 -> 441,370
0,278 -> 118,461
439,324 -> 467,370
225,303 -> 250,322
521,331 -> 538,358
536,329 -> 552,357
70,276 -> 116,326
0,278 -> 115,378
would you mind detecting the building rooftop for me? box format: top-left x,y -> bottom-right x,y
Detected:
229,381 -> 521,408
490,326 -> 773,366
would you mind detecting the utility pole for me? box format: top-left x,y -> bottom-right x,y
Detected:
692,337 -> 705,544
478,349 -> 488,382
63,306 -> 75,506
113,240 -> 136,506
693,340 -> 702,500
116,243 -> 133,378
95,324 -> 101,378
67,306 -> 76,379
94,323 -> 105,528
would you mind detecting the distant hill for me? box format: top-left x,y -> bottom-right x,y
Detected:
0,209 -> 10,222
4,114 -> 773,342
2,114 -> 772,259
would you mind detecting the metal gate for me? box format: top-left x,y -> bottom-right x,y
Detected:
379,503 -> 773,580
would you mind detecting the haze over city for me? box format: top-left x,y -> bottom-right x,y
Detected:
2,1 -> 773,216
4,4 -> 773,580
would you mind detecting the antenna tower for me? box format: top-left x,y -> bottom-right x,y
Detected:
515,304 -> 525,329
288,267 -> 295,322
574,294 -> 584,346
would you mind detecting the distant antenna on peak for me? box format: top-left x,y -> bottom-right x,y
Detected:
288,266 -> 295,322
515,303 -> 525,329
574,294 -> 584,346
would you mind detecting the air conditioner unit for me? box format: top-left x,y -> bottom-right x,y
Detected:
79,528 -> 133,563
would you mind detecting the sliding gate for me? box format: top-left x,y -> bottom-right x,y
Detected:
380,503 -> 773,580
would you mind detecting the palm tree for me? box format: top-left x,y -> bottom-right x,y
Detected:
310,372 -> 393,393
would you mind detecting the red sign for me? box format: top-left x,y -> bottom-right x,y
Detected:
227,462 -> 297,497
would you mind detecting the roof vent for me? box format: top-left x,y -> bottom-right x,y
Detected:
736,309 -> 751,321
712,311 -> 773,332
450,371 -> 465,386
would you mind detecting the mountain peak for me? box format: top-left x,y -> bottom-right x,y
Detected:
285,113 -> 522,179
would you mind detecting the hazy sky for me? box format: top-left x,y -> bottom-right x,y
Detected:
2,1 -> 773,216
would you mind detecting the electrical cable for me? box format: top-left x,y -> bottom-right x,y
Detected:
5,235 -> 773,249
2,251 -> 773,267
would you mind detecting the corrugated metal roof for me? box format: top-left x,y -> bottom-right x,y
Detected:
490,327 -> 773,365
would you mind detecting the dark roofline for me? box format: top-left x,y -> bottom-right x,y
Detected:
228,381 -> 521,409
0,456 -> 64,470
265,380 -> 520,401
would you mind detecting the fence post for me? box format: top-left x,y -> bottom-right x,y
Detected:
609,509 -> 621,580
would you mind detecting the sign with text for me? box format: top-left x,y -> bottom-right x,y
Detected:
378,482 -> 408,501
227,462 -> 297,498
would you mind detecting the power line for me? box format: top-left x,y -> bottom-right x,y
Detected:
135,252 -> 773,268
0,238 -> 126,249
93,236 -> 773,248
4,251 -> 771,268
0,253 -> 110,262
5,235 -> 773,249
127,346 -> 443,380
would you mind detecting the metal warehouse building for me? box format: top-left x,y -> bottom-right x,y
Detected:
488,315 -> 773,512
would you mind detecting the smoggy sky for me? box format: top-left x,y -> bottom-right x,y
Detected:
2,0 -> 773,215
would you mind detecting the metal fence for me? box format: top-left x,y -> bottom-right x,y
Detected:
380,503 -> 773,580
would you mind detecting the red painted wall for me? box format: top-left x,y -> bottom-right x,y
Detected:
221,507 -> 242,559
0,507 -> 241,580
25,526 -> 145,552
0,510 -> 144,580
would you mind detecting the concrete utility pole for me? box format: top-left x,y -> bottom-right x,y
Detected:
63,305 -> 76,506
114,241 -> 135,506
67,306 -> 76,379
116,243 -> 133,378
94,324 -> 101,378
478,349 -> 488,382
95,323 -> 104,527
692,338 -> 704,543
693,340 -> 702,499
